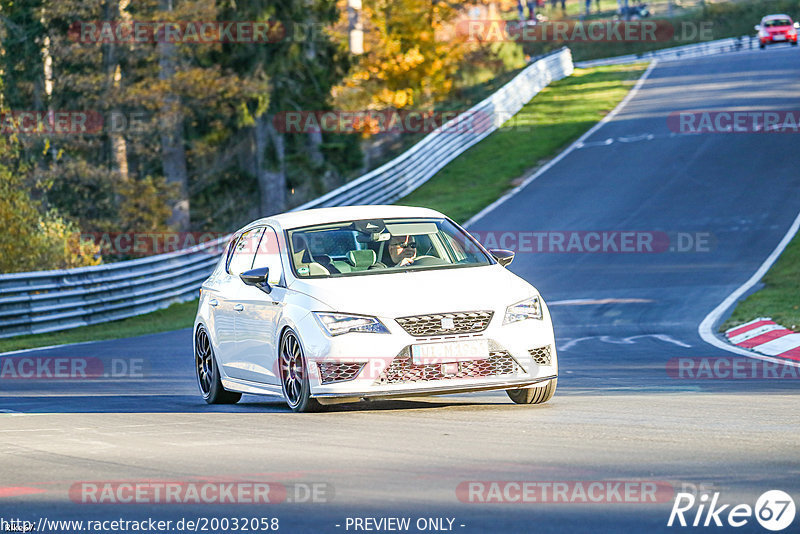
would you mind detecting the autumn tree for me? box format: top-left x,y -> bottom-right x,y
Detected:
333,0 -> 469,112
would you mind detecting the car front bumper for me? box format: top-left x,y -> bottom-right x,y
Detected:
297,310 -> 558,401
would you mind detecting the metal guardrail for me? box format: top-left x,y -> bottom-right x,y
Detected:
574,35 -> 757,68
0,237 -> 228,338
0,48 -> 574,339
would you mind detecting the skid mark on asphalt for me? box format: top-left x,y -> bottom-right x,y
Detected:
549,298 -> 654,306
576,132 -> 660,148
558,334 -> 691,351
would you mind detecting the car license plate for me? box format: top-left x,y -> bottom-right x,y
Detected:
411,339 -> 489,365
774,34 -> 786,40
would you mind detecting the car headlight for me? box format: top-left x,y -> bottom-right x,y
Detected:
313,312 -> 390,336
504,296 -> 543,324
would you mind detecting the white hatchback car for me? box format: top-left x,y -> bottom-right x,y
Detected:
194,205 -> 558,412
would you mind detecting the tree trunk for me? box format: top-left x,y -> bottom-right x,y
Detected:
157,0 -> 190,230
102,0 -> 129,182
307,130 -> 324,166
254,114 -> 286,216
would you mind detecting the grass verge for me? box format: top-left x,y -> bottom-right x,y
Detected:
0,299 -> 199,353
1,63 -> 647,353
397,63 -> 647,223
720,234 -> 800,332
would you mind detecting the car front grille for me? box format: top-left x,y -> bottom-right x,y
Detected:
375,349 -> 522,385
528,345 -> 552,366
395,311 -> 494,337
318,362 -> 365,384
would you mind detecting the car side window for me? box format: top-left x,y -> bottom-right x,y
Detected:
252,226 -> 283,285
227,227 -> 264,276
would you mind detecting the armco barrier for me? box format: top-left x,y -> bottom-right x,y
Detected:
0,48 -> 573,339
574,35 -> 757,68
0,237 -> 228,338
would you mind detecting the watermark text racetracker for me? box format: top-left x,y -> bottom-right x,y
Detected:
449,20 -> 713,43
77,232 -> 228,257
70,20 -> 344,44
74,230 -> 715,258
668,110 -> 800,134
69,480 -> 331,504
0,111 -> 161,136
457,480 -> 674,503
70,21 -> 285,43
0,357 -> 146,380
466,230 -> 714,254
0,111 -> 103,135
1,516 -> 280,533
272,110 -> 495,135
667,358 -> 800,379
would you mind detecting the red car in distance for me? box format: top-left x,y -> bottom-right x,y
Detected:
756,14 -> 799,48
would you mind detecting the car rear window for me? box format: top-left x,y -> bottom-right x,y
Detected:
764,18 -> 792,27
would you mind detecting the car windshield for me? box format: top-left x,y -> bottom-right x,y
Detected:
287,217 -> 493,278
764,18 -> 792,27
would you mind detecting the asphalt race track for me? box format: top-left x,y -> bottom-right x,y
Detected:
2,48 -> 799,533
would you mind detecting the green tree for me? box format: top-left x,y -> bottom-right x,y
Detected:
217,0 -> 355,214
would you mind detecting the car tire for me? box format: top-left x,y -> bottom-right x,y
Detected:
506,378 -> 557,405
279,328 -> 325,413
792,41 -> 798,46
759,42 -> 765,49
195,325 -> 242,405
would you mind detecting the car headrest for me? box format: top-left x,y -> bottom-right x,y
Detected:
347,249 -> 376,269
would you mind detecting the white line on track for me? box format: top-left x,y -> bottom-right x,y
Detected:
698,209 -> 800,368
0,340 -> 108,357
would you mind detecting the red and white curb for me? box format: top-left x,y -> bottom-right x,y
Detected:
725,318 -> 800,362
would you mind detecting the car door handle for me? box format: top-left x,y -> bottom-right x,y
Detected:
234,304 -> 244,312
209,299 -> 218,307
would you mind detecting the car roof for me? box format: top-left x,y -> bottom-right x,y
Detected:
242,205 -> 447,231
762,14 -> 792,20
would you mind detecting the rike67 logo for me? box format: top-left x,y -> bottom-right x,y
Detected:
668,490 -> 795,531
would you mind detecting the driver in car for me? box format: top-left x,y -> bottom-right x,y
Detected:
388,235 -> 417,266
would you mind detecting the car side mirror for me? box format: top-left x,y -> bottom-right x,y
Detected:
490,249 -> 515,267
240,267 -> 272,294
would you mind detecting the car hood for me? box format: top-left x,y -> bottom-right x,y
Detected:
288,264 -> 537,318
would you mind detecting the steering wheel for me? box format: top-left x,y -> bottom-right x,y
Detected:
411,255 -> 447,267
